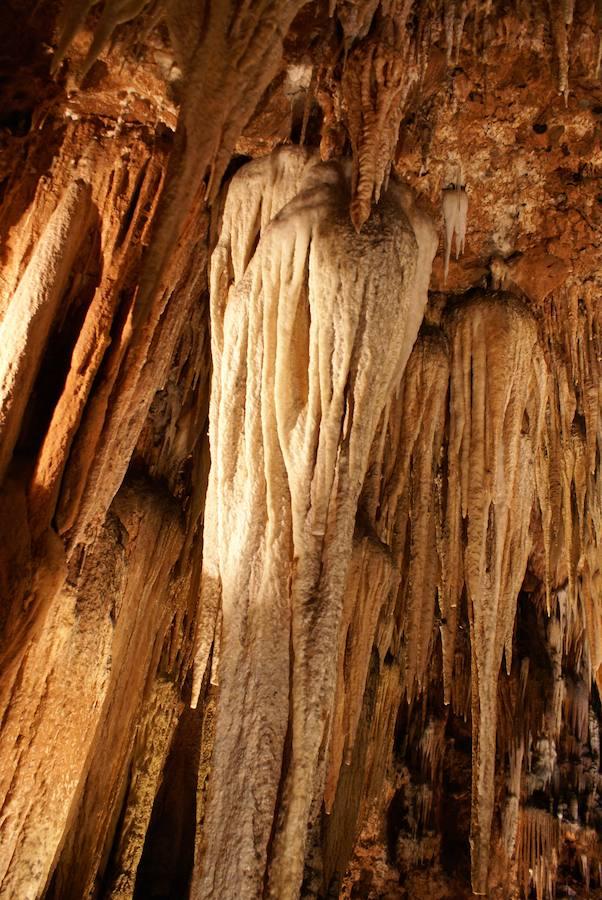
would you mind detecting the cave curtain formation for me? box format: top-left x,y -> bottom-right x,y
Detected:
0,2 -> 601,900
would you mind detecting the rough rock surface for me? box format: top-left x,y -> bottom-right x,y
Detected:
0,1 -> 601,899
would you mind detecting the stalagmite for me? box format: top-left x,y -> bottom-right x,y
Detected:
191,148 -> 437,899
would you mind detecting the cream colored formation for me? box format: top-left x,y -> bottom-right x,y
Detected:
189,148 -> 601,897
192,148 -> 438,898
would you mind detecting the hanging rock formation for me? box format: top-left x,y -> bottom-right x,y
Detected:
0,1 -> 601,899
191,148 -> 437,899
443,295 -> 548,893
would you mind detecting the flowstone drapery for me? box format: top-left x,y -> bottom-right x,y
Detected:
191,148 -> 438,899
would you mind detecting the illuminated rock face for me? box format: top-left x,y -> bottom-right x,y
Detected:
0,3 -> 601,900
191,149 -> 437,899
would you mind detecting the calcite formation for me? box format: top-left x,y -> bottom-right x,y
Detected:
0,2 -> 601,899
191,147 -> 437,899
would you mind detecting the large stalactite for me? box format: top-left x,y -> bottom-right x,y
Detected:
191,148 -> 437,898
0,1 -> 601,899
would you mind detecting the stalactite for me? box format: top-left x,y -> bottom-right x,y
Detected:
319,277 -> 600,896
190,147 -> 437,899
48,0 -> 306,554
0,478 -> 184,900
29,152 -> 166,539
502,738 -> 525,859
548,0 -> 570,101
325,536 -> 395,813
537,292 -> 602,683
341,2 -> 416,230
517,808 -> 560,900
53,0 -> 152,80
443,294 -> 548,894
442,185 -> 468,282
324,326 -> 447,812
320,325 -> 449,859
419,717 -> 447,784
104,679 -> 182,900
0,180 -> 92,484
388,328 -> 449,700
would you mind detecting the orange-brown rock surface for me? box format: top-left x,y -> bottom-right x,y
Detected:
0,2 -> 601,898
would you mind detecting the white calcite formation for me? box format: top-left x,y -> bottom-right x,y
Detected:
442,296 -> 548,894
191,147 -> 438,899
442,185 -> 468,281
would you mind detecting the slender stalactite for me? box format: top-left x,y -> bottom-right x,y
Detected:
443,295 -> 548,893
